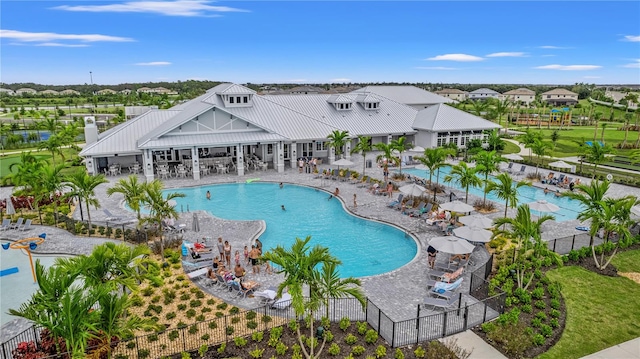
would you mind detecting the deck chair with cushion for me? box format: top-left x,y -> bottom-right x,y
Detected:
387,194 -> 404,208
9,217 -> 24,230
515,165 -> 526,177
423,294 -> 459,311
0,219 -> 10,231
272,293 -> 292,310
103,209 -> 122,222
429,278 -> 464,299
505,162 -> 514,174
441,266 -> 465,283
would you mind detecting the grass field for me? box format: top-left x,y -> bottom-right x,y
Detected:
539,252 -> 640,359
0,147 -> 82,181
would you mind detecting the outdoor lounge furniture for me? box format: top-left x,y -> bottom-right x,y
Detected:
9,217 -> 24,230
428,278 -> 464,299
423,295 -> 459,311
272,293 -> 292,309
18,219 -> 32,231
0,219 -> 10,231
388,194 -> 404,208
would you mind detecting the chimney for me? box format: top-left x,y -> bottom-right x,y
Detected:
84,116 -> 98,145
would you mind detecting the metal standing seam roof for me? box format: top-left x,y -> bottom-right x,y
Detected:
469,88 -> 501,95
412,103 -> 501,132
262,93 -> 418,137
351,85 -> 454,105
79,110 -> 181,156
138,132 -> 287,149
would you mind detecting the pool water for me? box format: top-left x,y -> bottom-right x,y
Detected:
403,167 -> 583,221
0,248 -> 68,325
167,183 -> 418,277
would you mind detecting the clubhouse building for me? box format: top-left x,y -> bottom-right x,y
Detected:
80,83 -> 500,181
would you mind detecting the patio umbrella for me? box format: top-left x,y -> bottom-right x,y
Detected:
399,183 -> 426,197
631,205 -> 640,217
5,198 -> 15,215
192,213 -> 200,232
168,199 -> 177,207
502,153 -> 524,161
408,146 -> 425,153
332,158 -> 354,171
453,226 -> 493,243
429,236 -> 475,255
528,200 -> 560,214
548,160 -> 573,169
457,214 -> 494,229
439,200 -> 475,214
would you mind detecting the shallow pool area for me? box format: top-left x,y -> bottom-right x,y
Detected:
0,247 -> 68,325
403,167 -> 583,221
166,182 -> 418,278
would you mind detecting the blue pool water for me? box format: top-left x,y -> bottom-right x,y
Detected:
403,167 -> 583,221
166,183 -> 418,278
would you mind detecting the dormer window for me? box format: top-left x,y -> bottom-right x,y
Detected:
355,93 -> 381,110
327,94 -> 354,111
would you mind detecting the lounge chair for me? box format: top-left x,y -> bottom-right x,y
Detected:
405,201 -> 425,216
423,294 -> 459,311
272,292 -> 292,309
0,219 -> 10,231
358,177 -> 371,188
254,289 -> 278,305
429,278 -> 464,299
418,203 -> 434,218
442,266 -> 465,283
397,199 -> 414,211
387,194 -> 404,208
515,165 -> 526,177
238,281 -> 258,299
9,217 -> 24,230
408,202 -> 429,217
505,162 -> 514,174
103,209 -> 122,222
18,219 -> 32,231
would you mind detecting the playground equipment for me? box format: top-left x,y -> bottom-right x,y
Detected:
1,233 -> 46,283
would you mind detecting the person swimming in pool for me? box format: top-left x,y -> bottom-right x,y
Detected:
328,187 -> 339,200
281,205 -> 286,211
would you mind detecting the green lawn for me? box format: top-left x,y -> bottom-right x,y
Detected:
0,148 -> 81,181
538,256 -> 640,359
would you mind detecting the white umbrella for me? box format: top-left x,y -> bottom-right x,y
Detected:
168,199 -> 177,207
5,198 -> 15,215
399,183 -> 426,197
458,214 -> 494,229
631,205 -> 640,217
528,200 -> 560,213
192,213 -> 200,232
502,153 -> 524,161
415,164 -> 428,171
429,236 -> 475,255
453,226 -> 493,243
439,200 -> 475,214
548,160 -> 573,169
332,158 -> 354,171
408,146 -> 425,153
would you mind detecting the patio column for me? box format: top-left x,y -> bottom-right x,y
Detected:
191,147 -> 201,180
143,149 -> 154,182
236,144 -> 245,176
290,143 -> 297,169
328,146 -> 335,164
387,134 -> 393,144
345,139 -> 352,161
275,141 -> 284,173
84,156 -> 96,175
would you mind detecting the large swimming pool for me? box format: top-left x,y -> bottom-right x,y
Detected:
166,183 -> 418,278
403,167 -> 583,221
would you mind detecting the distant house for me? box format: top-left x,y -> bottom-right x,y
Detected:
60,89 -> 80,96
469,88 -> 501,101
97,89 -> 117,95
0,88 -> 16,96
503,88 -> 536,105
435,88 -> 468,102
288,86 -> 325,95
541,88 -> 578,106
351,85 -> 454,110
16,88 -> 37,95
136,87 -> 152,94
40,89 -> 59,96
120,89 -> 132,95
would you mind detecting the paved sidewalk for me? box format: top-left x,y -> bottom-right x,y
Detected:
442,330 -> 507,359
579,337 -> 640,359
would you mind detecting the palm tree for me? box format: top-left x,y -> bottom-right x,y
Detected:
262,236 -> 365,359
474,150 -> 504,207
443,162 -> 481,203
37,134 -> 65,165
3,151 -> 45,189
493,205 -> 556,289
486,129 -> 505,152
583,142 -> 615,179
486,172 -> 530,221
621,112 -> 633,148
415,147 -> 454,201
64,170 -> 108,233
350,136 -> 372,177
326,130 -> 350,159
37,163 -> 68,226
312,262 -> 366,319
562,180 -> 609,247
106,175 -> 147,222
140,180 -> 185,258
493,98 -> 512,131
471,100 -> 488,117
519,130 -> 541,162
374,142 -> 400,174
529,139 -> 550,175
593,111 -> 603,141
390,136 -> 411,175
600,123 -> 608,143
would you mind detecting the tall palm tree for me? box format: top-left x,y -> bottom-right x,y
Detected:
471,100 -> 489,117
374,142 -> 400,173
529,139 -> 550,175
140,180 -> 185,258
326,130 -> 350,159
486,172 -> 530,221
562,180 -> 609,247
390,136 -> 411,175
589,197 -> 637,270
350,135 -> 372,177
486,129 -> 505,152
64,170 -> 108,233
4,151 -> 45,189
37,134 -> 65,165
262,236 -> 359,359
37,163 -> 68,226
493,98 -> 512,131
519,130 -> 541,162
583,142 -> 615,179
593,111 -> 603,141
473,150 -> 504,207
415,147 -> 454,201
312,262 -> 365,319
106,175 -> 147,222
443,162 -> 482,203
493,205 -> 555,289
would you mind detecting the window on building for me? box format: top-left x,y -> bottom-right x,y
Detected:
229,97 -> 234,103
316,141 -> 326,151
243,96 -> 248,103
267,144 -> 273,154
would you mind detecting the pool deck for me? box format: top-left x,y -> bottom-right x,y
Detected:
2,157 -> 640,351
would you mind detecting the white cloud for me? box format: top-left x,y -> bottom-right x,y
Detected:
426,53 -> 484,62
622,60 -> 640,68
415,66 -> 458,70
538,45 -> 567,49
541,54 -> 556,57
53,0 -> 249,17
485,52 -> 526,58
535,64 -> 601,71
0,29 -> 134,45
135,61 -> 171,66
35,42 -> 89,47
622,35 -> 640,42
330,78 -> 351,83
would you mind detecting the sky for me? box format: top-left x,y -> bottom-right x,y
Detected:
1,1 -> 639,86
